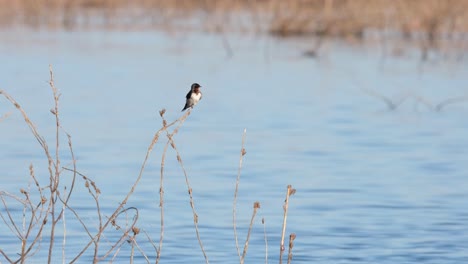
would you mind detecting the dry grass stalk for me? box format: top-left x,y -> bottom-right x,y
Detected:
287,233 -> 296,264
69,104 -> 189,263
162,109 -> 209,264
47,64 -> 61,264
233,128 -> 247,261
1,66 -> 194,263
2,66 -> 299,263
0,66 -> 68,263
156,109 -> 170,264
156,108 -> 209,263
240,201 -> 260,264
279,185 -> 296,264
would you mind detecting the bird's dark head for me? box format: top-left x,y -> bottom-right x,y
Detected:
191,83 -> 201,93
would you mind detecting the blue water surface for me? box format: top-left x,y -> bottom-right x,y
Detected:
1,28 -> 468,263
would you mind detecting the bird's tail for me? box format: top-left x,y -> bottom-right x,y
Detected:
181,104 -> 189,111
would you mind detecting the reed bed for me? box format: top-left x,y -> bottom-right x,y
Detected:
1,0 -> 466,60
0,66 -> 297,263
1,0 -> 467,39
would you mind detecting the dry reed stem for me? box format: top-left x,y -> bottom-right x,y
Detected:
279,185 -> 296,264
47,64 -> 61,264
0,100 -> 51,263
163,109 -> 209,263
100,207 -> 140,261
155,108 -> 192,263
57,129 -> 77,262
156,109 -> 170,264
128,229 -> 150,264
55,172 -> 95,239
143,229 -> 158,257
0,193 -> 23,236
240,201 -> 260,264
21,187 -> 29,261
0,185 -> 45,263
65,98 -> 192,263
26,164 -> 45,260
68,109 -> 182,263
59,132 -> 77,213
233,128 -> 247,261
56,168 -> 103,262
2,69 -> 215,262
1,73 -> 62,263
156,141 -> 169,264
287,233 -> 296,264
3,68 -> 158,263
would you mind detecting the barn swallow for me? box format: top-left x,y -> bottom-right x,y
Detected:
182,83 -> 202,111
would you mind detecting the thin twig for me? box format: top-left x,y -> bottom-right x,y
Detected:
99,207 -> 139,261
287,233 -> 296,264
48,64 -> 61,264
233,128 -> 247,261
241,201 -> 260,264
164,109 -> 209,263
69,114 -> 181,263
156,109 -> 170,264
126,226 -> 150,264
279,185 -> 296,264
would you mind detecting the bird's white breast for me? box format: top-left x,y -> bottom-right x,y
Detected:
191,92 -> 202,104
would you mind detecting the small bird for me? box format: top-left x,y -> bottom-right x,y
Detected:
182,83 -> 202,111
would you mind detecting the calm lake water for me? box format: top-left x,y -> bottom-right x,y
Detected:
1,29 -> 468,263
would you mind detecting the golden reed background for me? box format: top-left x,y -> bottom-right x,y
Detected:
0,0 -> 467,37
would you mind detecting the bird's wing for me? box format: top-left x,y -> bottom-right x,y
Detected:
186,91 -> 192,100
182,98 -> 191,111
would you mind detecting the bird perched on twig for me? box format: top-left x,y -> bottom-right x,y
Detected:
182,83 -> 202,111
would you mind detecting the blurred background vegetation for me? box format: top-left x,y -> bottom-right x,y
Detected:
0,1 -> 466,38
1,0 -> 467,60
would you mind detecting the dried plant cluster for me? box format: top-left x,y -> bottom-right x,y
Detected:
0,67 -> 297,263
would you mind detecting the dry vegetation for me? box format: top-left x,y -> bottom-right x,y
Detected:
1,0 -> 467,38
0,66 -> 297,263
0,0 -> 467,59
